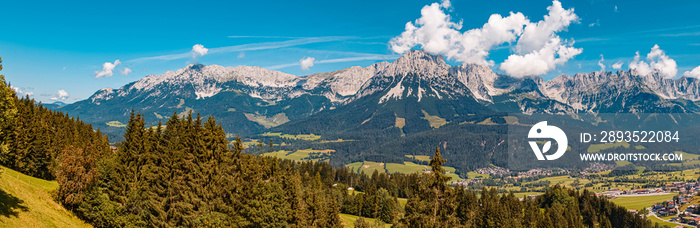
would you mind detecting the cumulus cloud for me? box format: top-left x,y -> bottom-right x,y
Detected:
597,54 -> 605,72
500,37 -> 581,77
588,19 -> 600,27
300,57 -> 315,71
192,44 -> 208,58
95,60 -> 121,78
51,89 -> 69,101
10,86 -> 33,97
389,0 -> 528,65
390,0 -> 581,77
501,1 -> 581,77
684,66 -> 700,78
612,61 -> 623,70
120,67 -> 132,76
629,44 -> 678,78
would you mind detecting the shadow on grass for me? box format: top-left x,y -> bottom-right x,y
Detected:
0,186 -> 29,218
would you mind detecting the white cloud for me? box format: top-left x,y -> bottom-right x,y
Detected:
597,54 -> 605,72
51,89 -> 69,101
128,37 -> 350,63
120,67 -> 132,76
614,5 -> 619,13
612,61 -> 623,70
514,1 -> 578,54
629,44 -> 678,78
500,37 -> 581,77
94,60 -> 121,78
684,66 -> 700,78
390,0 -> 581,77
237,52 -> 245,59
300,57 -> 315,71
501,1 -> 581,77
266,54 -> 399,70
10,86 -> 32,97
191,44 -> 208,59
588,19 -> 600,27
389,0 -> 528,65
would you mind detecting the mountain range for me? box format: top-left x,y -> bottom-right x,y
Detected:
59,50 -> 700,170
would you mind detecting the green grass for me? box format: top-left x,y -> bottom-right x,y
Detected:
358,161 -> 386,175
106,121 -> 126,128
615,160 -> 632,167
395,116 -> 405,128
466,171 -> 490,180
421,110 -> 447,128
385,162 -> 427,174
261,132 -> 321,141
346,162 -> 363,173
647,215 -> 692,228
667,160 -> 700,167
262,149 -> 334,162
0,166 -> 90,228
339,214 -> 390,228
587,141 -> 630,153
404,155 -> 430,162
674,151 -> 700,160
443,166 -> 460,183
512,192 -> 544,199
610,194 -> 675,211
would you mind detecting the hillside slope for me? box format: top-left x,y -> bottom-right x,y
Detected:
0,166 -> 90,228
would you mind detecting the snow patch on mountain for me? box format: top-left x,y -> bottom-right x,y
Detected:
379,76 -> 406,103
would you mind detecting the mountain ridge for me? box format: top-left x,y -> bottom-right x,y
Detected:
62,50 -> 700,144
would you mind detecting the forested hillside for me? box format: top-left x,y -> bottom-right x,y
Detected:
0,58 -> 660,227
0,58 -> 109,181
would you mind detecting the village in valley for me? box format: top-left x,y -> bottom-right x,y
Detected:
433,161 -> 700,228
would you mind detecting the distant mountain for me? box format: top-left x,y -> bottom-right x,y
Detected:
41,101 -> 67,110
60,50 -> 700,170
274,50 -> 491,136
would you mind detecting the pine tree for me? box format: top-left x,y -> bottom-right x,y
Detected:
0,57 -> 17,167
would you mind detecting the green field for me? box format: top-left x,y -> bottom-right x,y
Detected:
466,171 -> 490,180
0,166 -> 90,228
343,161 -> 386,175
346,161 -> 461,183
615,160 -> 633,167
674,151 -> 700,160
587,141 -> 630,153
106,121 -> 126,128
385,162 -> 427,174
346,162 -> 363,173
421,110 -> 447,128
261,132 -> 321,141
339,214 -> 390,227
404,155 -> 430,162
610,194 -> 675,211
262,148 -> 334,162
647,215 -> 693,228
512,192 -> 544,199
358,161 -> 387,175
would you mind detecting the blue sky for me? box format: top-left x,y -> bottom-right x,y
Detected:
1,0 -> 699,103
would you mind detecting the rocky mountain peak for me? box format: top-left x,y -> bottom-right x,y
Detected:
382,50 -> 450,78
